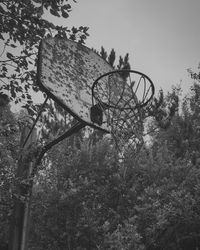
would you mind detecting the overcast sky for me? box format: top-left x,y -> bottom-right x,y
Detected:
60,0 -> 200,95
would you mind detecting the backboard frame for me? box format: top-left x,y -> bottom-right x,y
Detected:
37,36 -> 114,133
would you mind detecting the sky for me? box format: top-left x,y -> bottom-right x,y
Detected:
60,0 -> 200,95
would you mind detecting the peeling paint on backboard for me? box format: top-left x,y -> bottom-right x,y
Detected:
37,37 -> 113,131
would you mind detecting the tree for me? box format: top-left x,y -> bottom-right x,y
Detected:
0,0 -> 89,113
137,74 -> 200,249
124,144 -> 200,250
25,75 -> 200,250
0,93 -> 19,249
98,46 -> 131,70
0,1 -> 89,248
29,136 -> 145,250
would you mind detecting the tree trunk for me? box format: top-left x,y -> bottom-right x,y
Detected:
9,126 -> 37,250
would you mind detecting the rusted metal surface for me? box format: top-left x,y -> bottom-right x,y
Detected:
37,37 -> 113,131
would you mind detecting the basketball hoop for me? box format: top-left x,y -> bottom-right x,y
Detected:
37,37 -> 155,154
14,37 -> 156,250
91,69 -> 155,154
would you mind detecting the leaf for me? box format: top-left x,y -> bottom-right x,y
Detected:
2,66 -> 7,72
62,4 -> 72,11
50,8 -> 60,17
11,88 -> 16,99
11,74 -> 16,79
61,10 -> 69,18
26,94 -> 32,100
15,67 -> 20,73
0,33 -> 4,40
0,5 -> 6,14
6,52 -> 14,60
36,6 -> 44,18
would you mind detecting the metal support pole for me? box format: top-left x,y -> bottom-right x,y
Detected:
9,127 -> 37,250
22,96 -> 49,148
9,117 -> 86,250
9,97 -> 49,250
9,87 -> 87,249
20,161 -> 34,250
35,121 -> 86,169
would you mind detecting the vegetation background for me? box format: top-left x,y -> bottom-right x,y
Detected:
1,1 -> 200,249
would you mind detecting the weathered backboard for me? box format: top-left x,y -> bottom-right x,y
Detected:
37,37 -> 113,132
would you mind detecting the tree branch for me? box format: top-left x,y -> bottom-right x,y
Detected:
0,53 -> 36,63
0,78 -> 9,87
0,44 -> 7,58
0,62 -> 18,69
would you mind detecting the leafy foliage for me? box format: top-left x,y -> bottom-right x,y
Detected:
0,94 -> 19,248
29,138 -> 144,250
27,70 -> 200,250
98,46 -> 131,70
1,2 -> 200,248
0,0 -> 89,113
2,69 -> 200,249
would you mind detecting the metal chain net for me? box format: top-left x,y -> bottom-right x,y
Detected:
92,71 -> 154,155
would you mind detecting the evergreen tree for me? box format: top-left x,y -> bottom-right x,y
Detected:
108,48 -> 116,67
99,46 -> 131,70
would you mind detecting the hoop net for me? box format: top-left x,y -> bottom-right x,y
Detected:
91,70 -> 154,156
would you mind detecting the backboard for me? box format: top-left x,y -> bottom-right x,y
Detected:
37,36 -> 114,132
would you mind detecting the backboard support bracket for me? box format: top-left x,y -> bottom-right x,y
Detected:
35,121 -> 86,167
